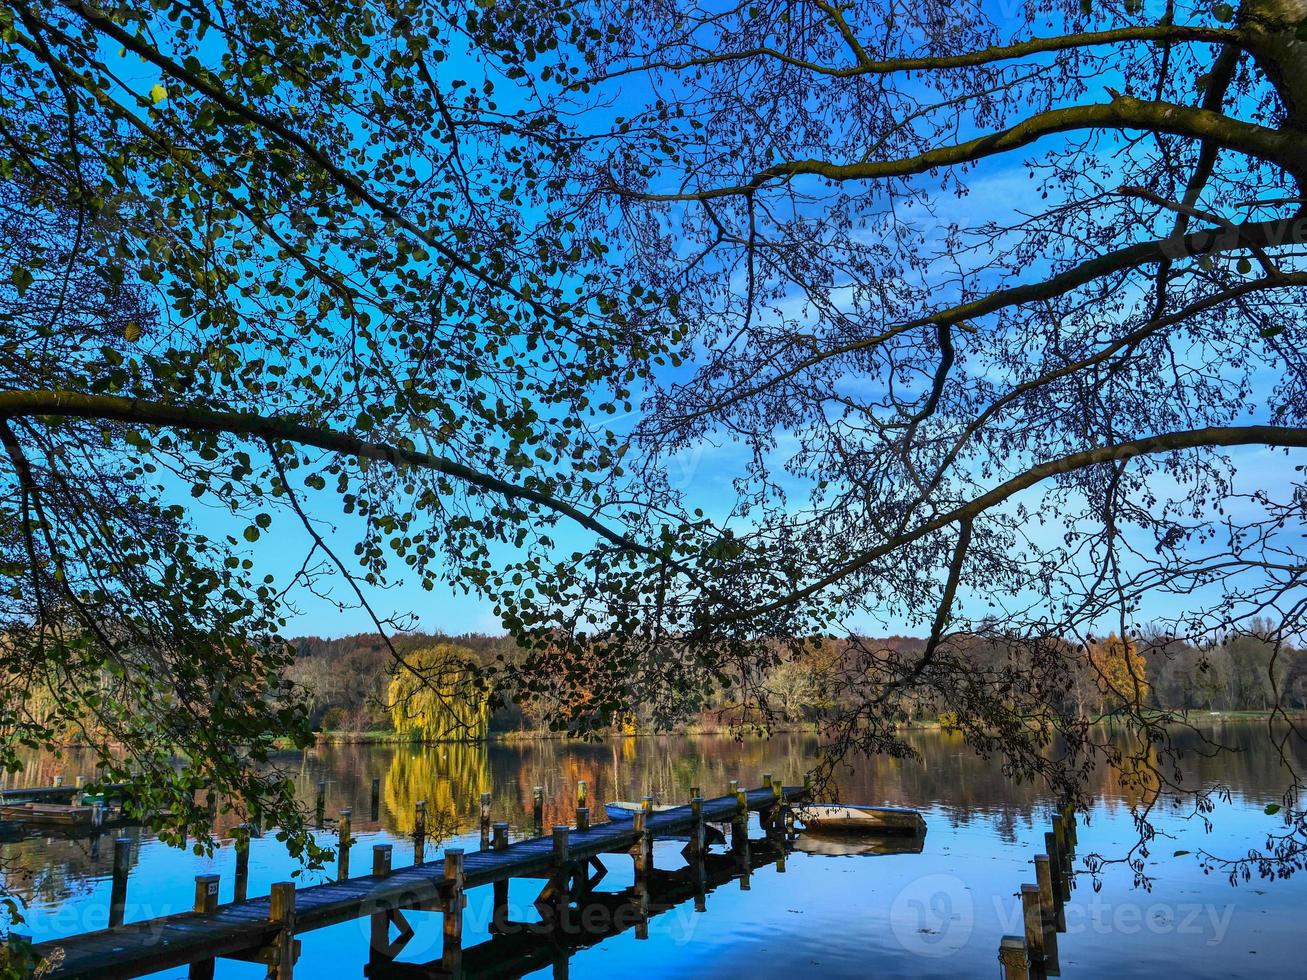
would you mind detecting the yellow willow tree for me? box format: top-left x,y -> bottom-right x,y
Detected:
1087,634 -> 1151,715
388,644 -> 492,743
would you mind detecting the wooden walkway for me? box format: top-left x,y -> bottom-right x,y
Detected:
33,784 -> 805,979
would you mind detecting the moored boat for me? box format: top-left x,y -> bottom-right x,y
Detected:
0,802 -> 97,827
792,804 -> 926,835
603,800 -> 680,820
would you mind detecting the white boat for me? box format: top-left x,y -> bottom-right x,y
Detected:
791,804 -> 926,835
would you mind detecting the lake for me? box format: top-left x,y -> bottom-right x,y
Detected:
2,724 -> 1302,978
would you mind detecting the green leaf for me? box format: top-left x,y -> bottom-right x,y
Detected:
1236,257 -> 1252,275
1265,803 -> 1281,815
1212,2 -> 1234,22
10,266 -> 33,296
1173,849 -> 1191,856
243,526 -> 261,543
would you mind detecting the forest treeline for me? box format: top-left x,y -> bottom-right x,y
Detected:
287,623 -> 1307,739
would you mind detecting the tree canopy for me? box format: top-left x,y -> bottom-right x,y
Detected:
2,0 -> 1307,894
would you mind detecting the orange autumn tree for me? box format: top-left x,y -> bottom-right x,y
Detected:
1087,634 -> 1150,715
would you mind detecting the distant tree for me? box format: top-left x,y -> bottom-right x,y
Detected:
1087,634 -> 1150,715
388,644 -> 490,742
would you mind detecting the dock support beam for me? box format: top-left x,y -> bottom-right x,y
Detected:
999,936 -> 1030,980
338,809 -> 352,881
234,828 -> 250,903
269,881 -> 296,980
109,837 -> 131,928
442,848 -> 465,974
188,874 -> 220,980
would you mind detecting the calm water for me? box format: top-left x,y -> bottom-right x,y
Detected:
2,726 -> 1303,978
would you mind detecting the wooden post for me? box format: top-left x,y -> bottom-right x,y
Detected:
53,774 -> 63,787
414,800 -> 427,864
188,874 -> 220,980
689,795 -> 704,858
268,881 -> 297,980
1064,804 -> 1078,847
732,788 -> 748,852
770,776 -> 782,800
999,936 -> 1030,980
371,776 -> 381,821
577,780 -> 587,808
109,836 -> 131,928
442,848 -> 465,973
1044,831 -> 1068,928
493,820 -> 509,850
576,805 -> 590,832
1034,855 -> 1055,924
728,779 -> 739,795
234,828 -> 250,903
480,791 -> 492,843
338,809 -> 352,881
553,825 -> 570,864
1021,883 -> 1044,962
640,794 -> 653,816
689,784 -> 700,800
631,809 -> 651,938
370,845 -> 393,958
533,785 -> 544,834
315,781 -> 326,827
1053,813 -> 1070,863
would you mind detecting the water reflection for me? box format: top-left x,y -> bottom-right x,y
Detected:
3,724 -> 1305,978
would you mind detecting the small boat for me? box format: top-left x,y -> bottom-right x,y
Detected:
603,801 -> 681,820
0,802 -> 97,827
794,831 -> 926,857
792,804 -> 926,836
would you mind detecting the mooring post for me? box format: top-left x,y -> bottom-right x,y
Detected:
1053,813 -> 1070,866
480,791 -> 492,845
493,820 -> 509,850
268,881 -> 297,980
109,836 -> 131,928
53,774 -> 63,788
315,781 -> 326,827
1064,804 -> 1078,847
338,809 -> 352,881
999,935 -> 1030,980
370,844 -> 394,959
371,777 -> 381,821
414,800 -> 427,864
1034,855 -> 1055,925
631,809 -> 650,940
1044,831 -> 1068,926
1021,883 -> 1044,963
731,788 -> 748,850
234,826 -> 250,903
576,805 -> 590,832
728,779 -> 739,795
533,785 -> 544,835
188,874 -> 221,980
442,848 -> 465,973
690,795 -> 705,858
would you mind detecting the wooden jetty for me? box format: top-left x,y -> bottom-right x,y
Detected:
0,780 -> 129,806
29,782 -> 807,979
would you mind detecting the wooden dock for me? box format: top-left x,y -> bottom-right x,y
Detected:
30,782 -> 806,979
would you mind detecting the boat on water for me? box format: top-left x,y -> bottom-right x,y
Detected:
791,804 -> 926,836
603,800 -> 682,820
0,802 -> 98,827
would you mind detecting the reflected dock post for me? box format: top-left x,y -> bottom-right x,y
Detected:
109,836 -> 131,928
442,848 -> 465,973
370,777 -> 381,821
999,936 -> 1030,980
268,881 -> 296,980
414,801 -> 427,864
234,826 -> 250,902
480,792 -> 492,846
1021,883 -> 1045,964
188,874 -> 220,980
337,809 -> 352,881
532,785 -> 544,835
631,809 -> 651,939
315,781 -> 326,828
